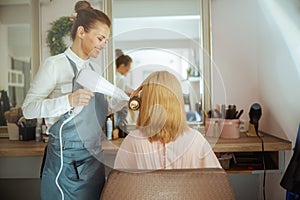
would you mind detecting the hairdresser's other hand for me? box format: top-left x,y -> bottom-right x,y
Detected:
68,89 -> 94,107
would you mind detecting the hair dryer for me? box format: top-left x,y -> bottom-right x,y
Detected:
249,103 -> 262,135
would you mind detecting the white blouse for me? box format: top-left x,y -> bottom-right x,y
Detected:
114,128 -> 222,170
22,48 -> 91,129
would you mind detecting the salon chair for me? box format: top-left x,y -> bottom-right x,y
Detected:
100,168 -> 235,200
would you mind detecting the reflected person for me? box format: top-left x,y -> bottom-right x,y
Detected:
115,49 -> 134,137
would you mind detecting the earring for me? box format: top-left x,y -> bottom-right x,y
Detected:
128,96 -> 141,111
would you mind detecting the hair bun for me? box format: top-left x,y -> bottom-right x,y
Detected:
74,1 -> 92,13
115,49 -> 124,58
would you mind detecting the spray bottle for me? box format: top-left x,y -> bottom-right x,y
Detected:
106,117 -> 113,140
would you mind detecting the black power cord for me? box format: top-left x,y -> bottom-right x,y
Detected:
254,124 -> 266,200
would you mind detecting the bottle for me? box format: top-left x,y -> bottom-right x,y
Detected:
118,122 -> 128,138
106,117 -> 112,140
41,118 -> 48,142
35,118 -> 42,142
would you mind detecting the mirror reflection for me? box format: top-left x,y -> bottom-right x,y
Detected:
0,0 -> 205,127
113,0 -> 203,124
0,1 -> 31,126
0,2 -> 31,107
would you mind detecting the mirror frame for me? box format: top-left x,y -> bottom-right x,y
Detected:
104,0 -> 212,122
201,0 -> 212,118
31,0 -> 41,79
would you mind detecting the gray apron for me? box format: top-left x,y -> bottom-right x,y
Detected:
40,56 -> 108,200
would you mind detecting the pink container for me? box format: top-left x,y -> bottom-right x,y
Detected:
205,118 -> 221,137
219,119 -> 240,139
205,118 -> 240,139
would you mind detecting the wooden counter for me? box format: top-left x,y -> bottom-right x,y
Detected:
0,139 -> 121,157
0,132 -> 291,157
0,140 -> 47,157
209,132 -> 291,152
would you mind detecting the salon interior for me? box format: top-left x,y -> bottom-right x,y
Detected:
0,0 -> 300,199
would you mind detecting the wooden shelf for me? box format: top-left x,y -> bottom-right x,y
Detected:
210,133 -> 291,173
209,132 -> 291,152
0,133 -> 291,157
0,140 -> 46,157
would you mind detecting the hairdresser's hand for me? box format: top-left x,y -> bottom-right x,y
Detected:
68,89 -> 94,107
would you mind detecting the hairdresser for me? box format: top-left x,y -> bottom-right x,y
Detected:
115,49 -> 134,96
114,49 -> 134,136
22,1 -> 117,199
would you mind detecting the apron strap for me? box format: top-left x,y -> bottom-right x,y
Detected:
66,56 -> 78,76
66,55 -> 95,74
89,63 -> 95,71
65,55 -> 93,93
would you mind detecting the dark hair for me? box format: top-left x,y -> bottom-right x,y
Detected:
116,55 -> 132,68
70,1 -> 111,41
115,49 -> 124,58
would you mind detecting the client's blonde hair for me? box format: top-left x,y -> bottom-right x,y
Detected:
131,71 -> 189,143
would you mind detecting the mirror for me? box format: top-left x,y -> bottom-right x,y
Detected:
112,0 -> 205,124
0,1 -> 32,127
0,0 -> 211,127
0,0 -> 44,127
0,0 -> 107,122
0,1 -> 31,108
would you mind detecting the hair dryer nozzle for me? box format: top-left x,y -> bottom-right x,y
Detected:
76,69 -> 129,101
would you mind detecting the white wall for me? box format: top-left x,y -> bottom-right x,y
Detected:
40,0 -> 102,61
0,4 -> 30,24
257,1 -> 300,198
212,0 -> 300,143
211,0 -> 300,199
0,24 -> 8,91
40,0 -> 74,61
113,0 -> 200,18
211,0 -> 260,126
257,0 -> 300,141
8,25 -> 31,59
0,4 -> 30,91
0,4 -> 31,59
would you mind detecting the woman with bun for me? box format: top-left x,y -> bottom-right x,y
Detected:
22,1 -> 113,199
115,49 -> 133,96
114,49 -> 134,137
